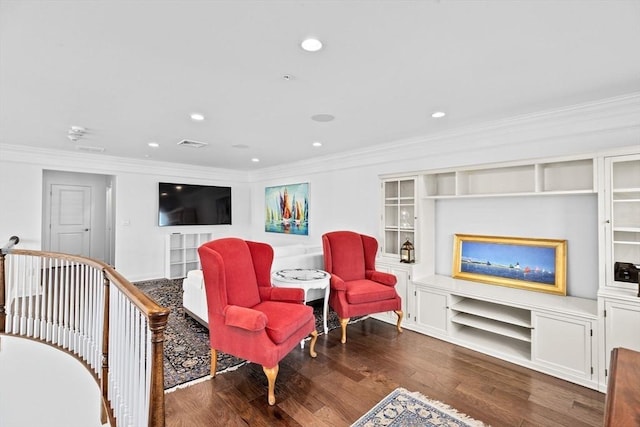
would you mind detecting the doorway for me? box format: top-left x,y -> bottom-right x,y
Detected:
42,170 -> 115,265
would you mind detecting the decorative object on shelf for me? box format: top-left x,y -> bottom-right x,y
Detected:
613,262 -> 639,284
265,182 -> 309,235
452,234 -> 567,295
400,238 -> 415,263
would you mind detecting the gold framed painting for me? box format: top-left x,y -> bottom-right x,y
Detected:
452,234 -> 567,295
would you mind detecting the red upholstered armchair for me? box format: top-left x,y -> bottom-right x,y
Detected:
322,231 -> 403,344
198,237 -> 318,405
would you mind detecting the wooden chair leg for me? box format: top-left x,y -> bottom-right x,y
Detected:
263,365 -> 279,406
339,317 -> 350,344
394,310 -> 404,333
309,329 -> 318,358
210,348 -> 218,377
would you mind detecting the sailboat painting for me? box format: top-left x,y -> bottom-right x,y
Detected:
265,182 -> 309,235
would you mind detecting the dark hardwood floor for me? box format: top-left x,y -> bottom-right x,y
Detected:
164,318 -> 605,426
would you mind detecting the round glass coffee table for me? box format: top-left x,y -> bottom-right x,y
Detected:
272,268 -> 330,335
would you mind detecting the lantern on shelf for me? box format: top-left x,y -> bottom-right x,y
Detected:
400,238 -> 415,263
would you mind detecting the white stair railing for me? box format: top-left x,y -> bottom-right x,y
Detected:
0,243 -> 169,427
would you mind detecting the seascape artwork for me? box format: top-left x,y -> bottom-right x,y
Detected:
452,234 -> 567,295
460,241 -> 556,285
265,183 -> 309,235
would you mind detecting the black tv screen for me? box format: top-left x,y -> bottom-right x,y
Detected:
158,182 -> 231,226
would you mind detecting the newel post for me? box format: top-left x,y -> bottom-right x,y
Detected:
148,312 -> 168,427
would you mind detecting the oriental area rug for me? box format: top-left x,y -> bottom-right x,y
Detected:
351,388 -> 488,427
134,278 -> 347,390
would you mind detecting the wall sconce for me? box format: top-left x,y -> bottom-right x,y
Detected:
400,238 -> 415,263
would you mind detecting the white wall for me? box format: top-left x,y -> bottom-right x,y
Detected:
249,164 -> 383,248
247,95 -> 640,300
0,147 -> 251,281
248,151 -> 605,298
113,171 -> 251,280
0,160 -> 43,250
434,195 -> 598,299
1,93 -> 639,288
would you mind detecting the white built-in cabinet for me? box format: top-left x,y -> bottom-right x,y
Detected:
597,293 -> 640,389
381,178 -> 417,259
409,276 -> 598,389
531,311 -> 595,382
165,232 -> 212,279
596,152 -> 640,390
413,286 -> 449,337
374,259 -> 413,326
603,154 -> 640,291
377,150 -> 640,392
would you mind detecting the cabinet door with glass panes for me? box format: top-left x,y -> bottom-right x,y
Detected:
382,177 -> 417,260
604,154 -> 640,290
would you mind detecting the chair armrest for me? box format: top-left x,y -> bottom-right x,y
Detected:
259,286 -> 304,303
330,274 -> 347,291
223,305 -> 267,331
367,270 -> 397,286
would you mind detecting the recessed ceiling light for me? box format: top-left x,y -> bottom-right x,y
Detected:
190,113 -> 205,121
148,142 -> 159,148
431,111 -> 446,118
311,113 -> 335,122
301,38 -> 323,52
283,74 -> 294,81
251,158 -> 260,163
312,141 -> 322,147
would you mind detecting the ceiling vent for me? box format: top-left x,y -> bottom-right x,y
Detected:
75,145 -> 105,153
177,139 -> 208,148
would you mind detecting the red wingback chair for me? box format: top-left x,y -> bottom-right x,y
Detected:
322,231 -> 403,344
198,237 -> 318,405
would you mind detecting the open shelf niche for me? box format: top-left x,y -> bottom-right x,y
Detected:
165,232 -> 212,279
450,296 -> 532,360
424,157 -> 594,198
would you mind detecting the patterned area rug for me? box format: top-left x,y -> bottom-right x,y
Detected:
351,388 -> 488,427
134,278 -> 346,390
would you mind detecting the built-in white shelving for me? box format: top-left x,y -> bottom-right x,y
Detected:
377,147 -> 640,392
597,153 -> 640,390
412,275 -> 597,388
165,232 -> 212,279
451,299 -> 531,328
604,154 -> 640,291
423,157 -> 594,198
381,177 -> 417,258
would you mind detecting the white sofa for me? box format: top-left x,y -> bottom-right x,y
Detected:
182,244 -> 324,326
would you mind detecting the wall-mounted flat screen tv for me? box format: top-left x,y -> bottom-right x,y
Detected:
158,182 -> 231,226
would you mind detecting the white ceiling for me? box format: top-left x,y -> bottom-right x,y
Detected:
1,0 -> 639,170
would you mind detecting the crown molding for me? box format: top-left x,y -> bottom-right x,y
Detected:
250,92 -> 640,181
2,93 -> 638,183
0,143 -> 250,183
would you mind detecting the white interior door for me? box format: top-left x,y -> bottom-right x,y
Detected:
49,184 -> 92,256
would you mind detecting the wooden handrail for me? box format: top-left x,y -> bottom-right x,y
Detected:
0,248 -> 170,427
